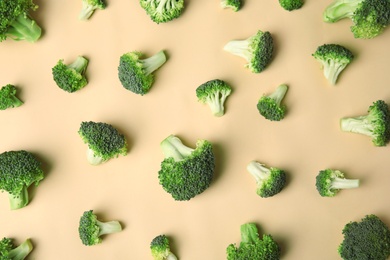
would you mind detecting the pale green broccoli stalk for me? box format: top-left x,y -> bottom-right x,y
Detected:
196,79 -> 232,117
315,169 -> 359,197
278,0 -> 304,11
150,235 -> 178,260
0,84 -> 23,110
52,56 -> 89,93
79,0 -> 106,20
257,84 -> 288,121
140,0 -> 185,24
0,238 -> 33,260
221,0 -> 242,11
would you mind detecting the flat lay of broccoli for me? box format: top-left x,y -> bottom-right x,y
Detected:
340,100 -> 390,147
0,237 -> 33,260
223,30 -> 274,73
221,0 -> 242,12
315,169 -> 359,197
0,150 -> 44,210
52,56 -> 89,93
196,79 -> 232,117
150,235 -> 178,260
278,0 -> 304,11
257,84 -> 288,121
140,0 -> 185,24
0,84 -> 23,110
79,0 -> 106,20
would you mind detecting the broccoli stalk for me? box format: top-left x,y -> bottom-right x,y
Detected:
52,56 -> 89,93
220,0 -> 242,12
315,169 -> 359,197
0,238 -> 33,260
257,84 -> 288,121
278,0 -> 304,11
160,135 -> 194,161
140,0 -> 185,24
0,85 -> 23,110
150,235 -> 178,260
79,0 -> 107,20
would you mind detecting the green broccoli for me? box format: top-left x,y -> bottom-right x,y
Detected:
0,0 -> 42,42
315,169 -> 359,197
78,121 -> 128,165
312,44 -> 354,85
340,100 -> 390,147
0,150 -> 44,210
0,237 -> 33,260
227,223 -> 281,260
221,0 -> 242,12
278,0 -> 304,11
195,79 -> 232,117
0,84 -> 23,110
223,30 -> 274,73
150,235 -> 178,260
323,0 -> 390,39
140,0 -> 185,24
52,56 -> 89,93
158,135 -> 215,201
256,84 -> 288,121
79,0 -> 106,20
118,50 -> 167,95
78,210 -> 122,246
339,214 -> 390,260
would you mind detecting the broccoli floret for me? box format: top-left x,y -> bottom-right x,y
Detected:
150,235 -> 178,260
227,223 -> 281,260
340,100 -> 390,146
158,135 -> 215,201
52,56 -> 89,93
118,50 -> 167,95
140,0 -> 185,24
312,44 -> 354,85
78,210 -> 122,246
323,0 -> 390,39
278,0 -> 304,11
256,84 -> 288,121
0,150 -> 44,210
221,0 -> 242,12
315,169 -> 359,197
0,237 -> 33,260
79,0 -> 106,20
195,79 -> 232,117
0,84 -> 23,110
339,214 -> 390,260
0,0 -> 42,42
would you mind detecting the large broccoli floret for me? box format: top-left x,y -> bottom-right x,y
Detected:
78,210 -> 122,246
220,0 -> 242,12
158,135 -> 215,201
0,0 -> 42,42
0,84 -> 23,110
52,56 -> 89,93
315,169 -> 359,197
323,0 -> 390,39
226,223 -> 281,260
118,50 -> 167,95
79,0 -> 106,20
340,100 -> 390,147
312,44 -> 354,85
78,121 -> 128,165
339,214 -> 390,260
257,84 -> 288,121
0,237 -> 33,260
278,0 -> 304,11
196,79 -> 232,117
150,235 -> 178,260
140,0 -> 185,24
223,30 -> 274,73
0,150 -> 44,210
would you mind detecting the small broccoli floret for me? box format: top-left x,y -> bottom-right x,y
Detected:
340,100 -> 390,146
140,0 -> 185,24
278,0 -> 304,11
315,169 -> 359,197
226,223 -> 281,260
150,235 -> 178,260
52,56 -> 89,93
0,237 -> 33,260
0,84 -> 23,110
0,0 -> 42,42
79,0 -> 106,20
257,84 -> 288,121
339,214 -> 390,260
221,0 -> 242,11
312,44 -> 354,85
196,79 -> 232,117
118,50 -> 167,95
0,150 -> 44,210
158,135 -> 215,201
223,30 -> 274,73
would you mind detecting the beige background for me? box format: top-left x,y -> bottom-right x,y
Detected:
1,0 -> 390,259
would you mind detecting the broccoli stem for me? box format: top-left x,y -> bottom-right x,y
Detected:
10,95 -> 24,108
269,84 -> 288,106
340,115 -> 374,137
141,51 -> 167,76
7,239 -> 33,260
240,223 -> 259,244
323,0 -> 363,22
223,40 -> 251,61
96,220 -> 122,236
9,186 -> 29,210
86,148 -> 105,165
207,92 -> 228,117
322,60 -> 348,85
79,2 -> 98,20
7,14 -> 42,42
160,135 -> 194,162
69,56 -> 89,74
166,253 -> 178,260
247,161 -> 269,183
331,177 -> 360,190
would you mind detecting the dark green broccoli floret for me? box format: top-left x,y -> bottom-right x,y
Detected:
0,150 -> 44,210
79,0 -> 106,20
340,100 -> 390,146
52,56 -> 89,93
158,135 -> 215,201
315,169 -> 359,197
257,84 -> 288,121
226,223 -> 281,260
221,0 -> 242,11
150,235 -> 178,260
196,79 -> 232,117
0,237 -> 33,260
78,210 -> 122,246
323,0 -> 390,39
278,0 -> 304,11
0,84 -> 23,110
312,44 -> 354,85
118,50 -> 167,95
140,0 -> 185,24
339,214 -> 390,260
223,30 -> 274,73
0,0 -> 42,42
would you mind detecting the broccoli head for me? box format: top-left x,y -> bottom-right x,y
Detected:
140,0 -> 185,24
0,237 -> 33,260
150,235 -> 178,260
221,0 -> 242,12
339,214 -> 390,260
0,84 -> 23,110
196,79 -> 232,117
118,50 -> 167,95
315,169 -> 359,197
158,135 -> 215,201
312,44 -> 354,85
257,84 -> 288,121
223,30 -> 274,73
278,0 -> 304,11
79,0 -> 106,20
340,100 -> 390,146
52,56 -> 89,93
